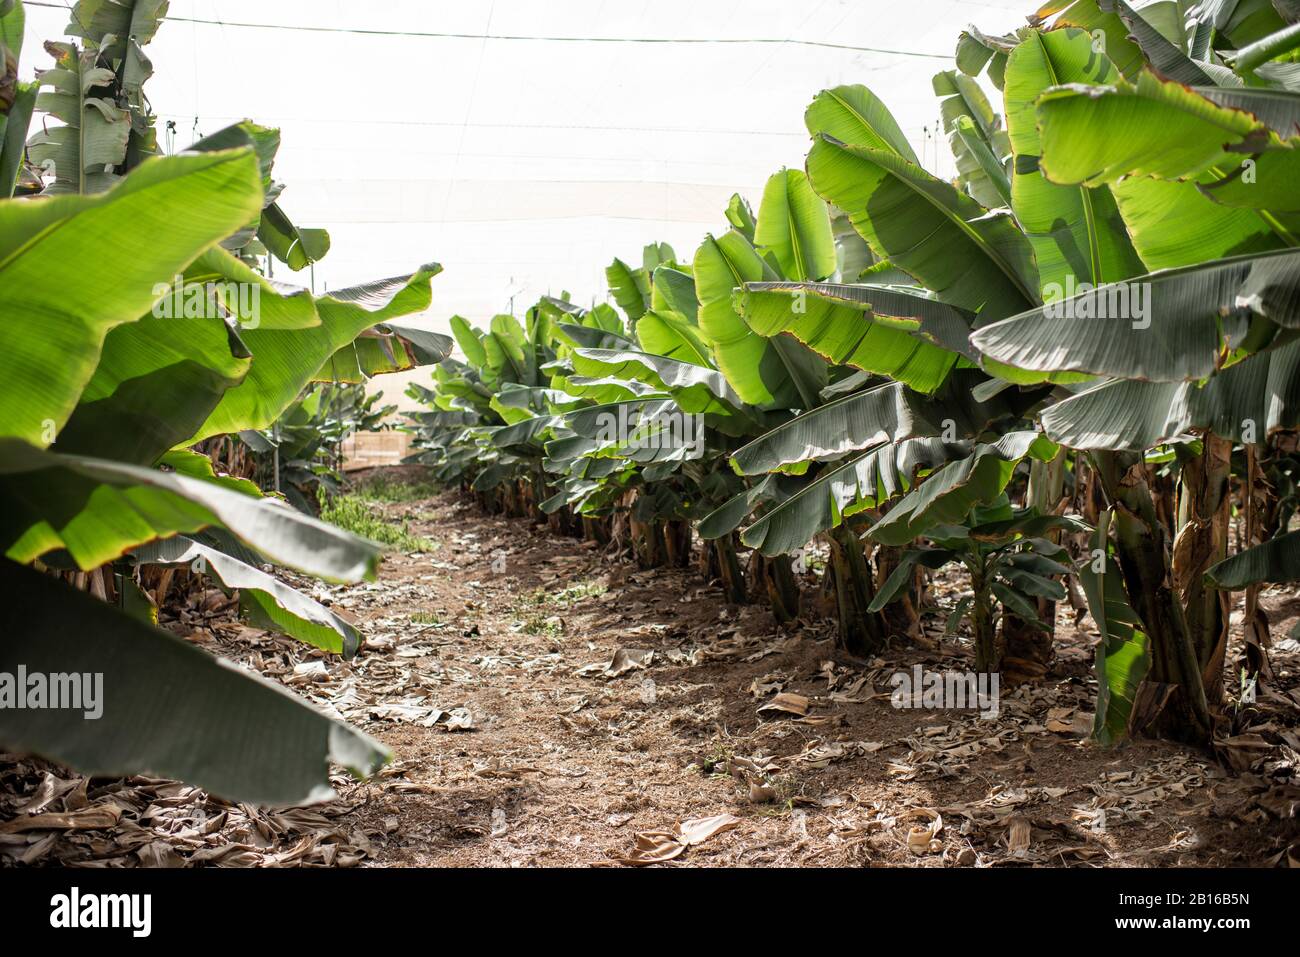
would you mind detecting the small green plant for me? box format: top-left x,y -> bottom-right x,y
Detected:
318,490 -> 437,553
351,472 -> 440,504
548,579 -> 608,608
409,611 -> 440,626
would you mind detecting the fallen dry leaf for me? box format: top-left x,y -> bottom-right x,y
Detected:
675,814 -> 741,846
757,692 -> 810,718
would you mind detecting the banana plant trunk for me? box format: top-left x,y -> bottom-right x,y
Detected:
1095,451 -> 1213,744
970,563 -> 999,674
752,553 -> 799,624
715,534 -> 747,605
826,525 -> 886,656
1173,433 -> 1233,707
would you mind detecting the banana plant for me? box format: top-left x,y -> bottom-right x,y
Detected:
0,151 -> 400,802
963,8 -> 1300,743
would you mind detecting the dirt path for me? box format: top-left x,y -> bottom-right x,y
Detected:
307,492 -> 1299,867
5,490 -> 1299,868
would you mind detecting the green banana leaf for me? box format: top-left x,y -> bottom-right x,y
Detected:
0,440 -> 382,582
0,558 -> 387,805
753,168 -> 837,282
133,535 -> 362,657
0,149 -> 262,449
1207,529 -> 1300,587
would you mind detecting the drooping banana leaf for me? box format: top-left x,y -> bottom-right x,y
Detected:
314,322 -> 453,384
971,248 -> 1300,383
190,263 -> 442,441
733,282 -> 961,393
868,431 -> 1060,546
132,535 -> 362,657
730,370 -> 1043,475
569,347 -> 742,416
1037,336 -> 1300,448
0,558 -> 388,805
739,437 -> 974,556
804,132 -> 1038,322
1207,528 -> 1300,586
0,440 -> 382,582
803,84 -> 920,163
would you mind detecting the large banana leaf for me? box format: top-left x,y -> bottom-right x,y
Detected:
651,265 -> 699,322
1207,529 -> 1300,587
0,440 -> 382,581
694,230 -> 799,407
0,559 -> 387,805
971,248 -> 1300,383
804,132 -> 1038,321
133,536 -> 362,657
51,245 -> 334,464
1046,0 -> 1148,79
753,168 -> 837,282
635,309 -> 713,367
734,282 -> 961,393
0,149 -> 263,449
190,263 -> 442,441
54,313 -> 251,464
1003,28 -> 1145,294
803,84 -> 920,163
314,322 -> 453,383
1036,73 -> 1282,185
1037,336 -> 1300,448
730,371 -> 1042,475
1097,0 -> 1217,85
730,381 -> 943,474
1034,72 -> 1299,264
570,347 -> 741,415
184,247 -> 321,330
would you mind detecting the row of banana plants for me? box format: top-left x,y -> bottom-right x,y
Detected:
409,0 -> 1300,747
0,1 -> 453,803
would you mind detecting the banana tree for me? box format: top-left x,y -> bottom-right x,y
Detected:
966,9 -> 1300,742
0,152 -> 400,802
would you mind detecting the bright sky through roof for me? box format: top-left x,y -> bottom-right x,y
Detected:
23,0 -> 1035,403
